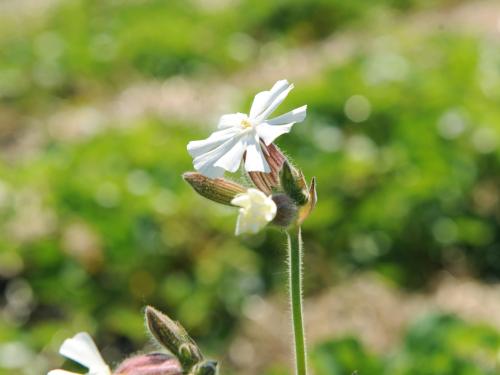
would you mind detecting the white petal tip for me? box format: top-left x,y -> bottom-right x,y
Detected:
48,369 -> 80,375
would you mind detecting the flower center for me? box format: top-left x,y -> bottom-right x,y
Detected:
240,118 -> 253,129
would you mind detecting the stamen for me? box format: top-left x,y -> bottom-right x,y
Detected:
241,119 -> 253,129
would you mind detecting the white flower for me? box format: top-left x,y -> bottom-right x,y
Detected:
231,188 -> 277,235
188,79 -> 307,178
48,332 -> 110,375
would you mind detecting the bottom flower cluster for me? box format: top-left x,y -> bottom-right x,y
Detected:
48,307 -> 218,375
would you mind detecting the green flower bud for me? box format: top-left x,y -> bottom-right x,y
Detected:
145,306 -> 203,370
189,360 -> 218,375
178,343 -> 203,368
280,161 -> 309,206
183,172 -> 246,206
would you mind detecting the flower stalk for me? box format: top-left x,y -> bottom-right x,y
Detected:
287,226 -> 307,375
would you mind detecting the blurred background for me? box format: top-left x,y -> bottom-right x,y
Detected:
1,0 -> 500,374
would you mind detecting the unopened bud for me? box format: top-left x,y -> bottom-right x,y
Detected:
114,353 -> 182,375
178,343 -> 203,368
271,194 -> 298,228
183,172 -> 246,206
247,143 -> 286,194
280,161 -> 308,206
190,360 -> 218,375
145,306 -> 203,370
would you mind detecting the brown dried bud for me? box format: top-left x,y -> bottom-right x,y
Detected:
114,353 -> 182,375
183,172 -> 246,206
247,143 -> 286,195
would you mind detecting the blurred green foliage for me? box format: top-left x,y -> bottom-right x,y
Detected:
309,314 -> 500,375
1,0 -> 447,106
291,33 -> 500,288
1,0 -> 500,374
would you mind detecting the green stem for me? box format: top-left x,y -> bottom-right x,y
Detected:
287,226 -> 307,375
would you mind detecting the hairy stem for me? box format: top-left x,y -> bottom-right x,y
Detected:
287,226 -> 307,375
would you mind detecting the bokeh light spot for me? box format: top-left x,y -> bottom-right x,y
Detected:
472,127 -> 497,154
95,182 -> 121,208
437,109 -> 467,139
312,125 -> 344,152
0,342 -> 34,369
127,170 -> 152,196
344,95 -> 371,123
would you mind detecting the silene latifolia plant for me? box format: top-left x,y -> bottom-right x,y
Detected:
184,79 -> 317,375
48,79 -> 315,375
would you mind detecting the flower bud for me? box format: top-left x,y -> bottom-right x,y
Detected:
190,360 -> 218,375
114,353 -> 182,375
247,143 -> 286,194
177,343 -> 203,369
145,306 -> 203,370
271,193 -> 298,228
280,161 -> 309,206
183,172 -> 246,206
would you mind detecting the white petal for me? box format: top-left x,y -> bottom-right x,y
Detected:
231,189 -> 277,235
249,80 -> 290,119
192,135 -> 244,178
187,127 -> 241,158
256,105 -> 307,145
48,370 -> 81,375
254,83 -> 294,122
256,123 -> 294,145
267,105 -> 307,125
244,137 -> 270,173
59,333 -> 109,374
231,194 -> 250,208
234,210 -> 262,235
218,112 -> 247,129
188,126 -> 249,177
234,210 -> 244,235
213,136 -> 247,172
195,164 -> 225,178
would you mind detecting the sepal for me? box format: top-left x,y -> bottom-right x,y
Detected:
297,177 -> 317,225
280,161 -> 309,206
271,194 -> 298,228
247,143 -> 286,194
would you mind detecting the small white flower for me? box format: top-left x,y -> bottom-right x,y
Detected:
231,188 -> 277,235
48,332 -> 110,375
188,79 -> 307,178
